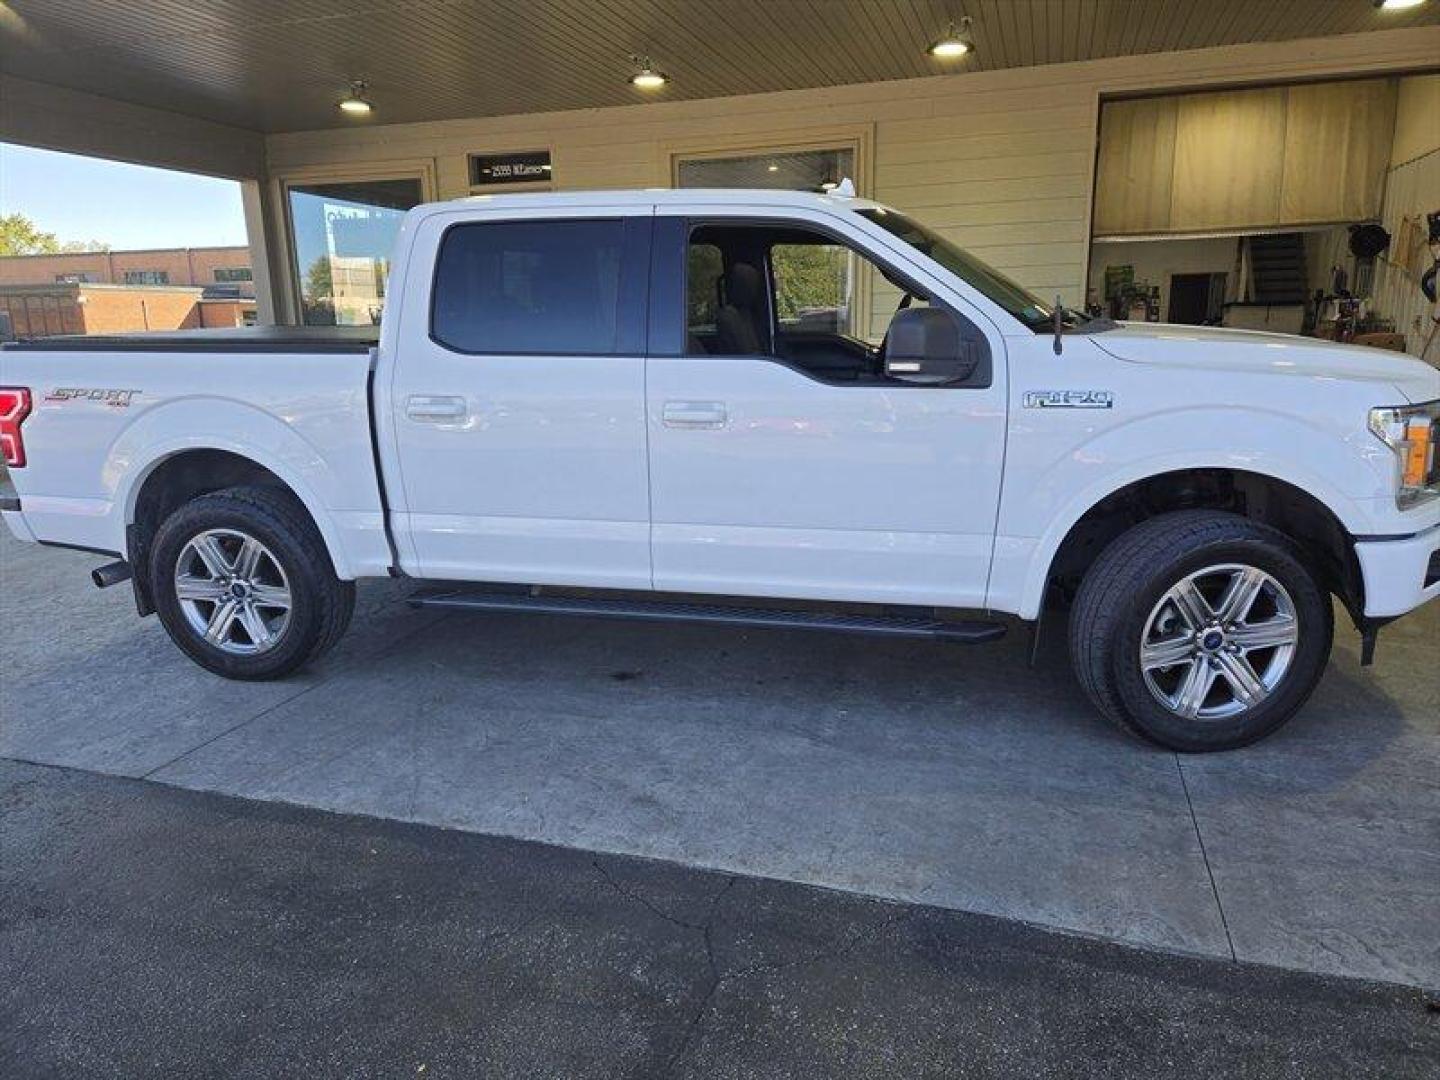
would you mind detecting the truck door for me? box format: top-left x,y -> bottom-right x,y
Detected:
387,208 -> 653,587
644,211 -> 1007,608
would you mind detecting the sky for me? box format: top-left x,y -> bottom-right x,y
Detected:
0,143 -> 247,250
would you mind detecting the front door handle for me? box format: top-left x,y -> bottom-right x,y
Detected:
662,401 -> 727,429
405,395 -> 469,423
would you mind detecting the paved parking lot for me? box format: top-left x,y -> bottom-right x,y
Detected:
7,759 -> 1437,1079
1,529 -> 1437,990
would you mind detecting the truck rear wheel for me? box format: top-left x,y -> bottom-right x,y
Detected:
149,485 -> 355,680
1068,510 -> 1332,752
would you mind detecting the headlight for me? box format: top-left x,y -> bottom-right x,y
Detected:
1369,399 -> 1440,509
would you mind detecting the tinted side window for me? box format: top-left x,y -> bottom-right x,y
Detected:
686,243 -> 723,333
432,219 -> 623,354
771,242 -> 848,335
675,221 -> 989,386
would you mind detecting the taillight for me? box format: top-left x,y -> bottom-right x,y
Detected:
0,387 -> 32,468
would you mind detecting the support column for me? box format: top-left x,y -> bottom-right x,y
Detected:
241,178 -> 290,326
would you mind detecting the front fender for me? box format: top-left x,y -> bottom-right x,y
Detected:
992,405 -> 1384,620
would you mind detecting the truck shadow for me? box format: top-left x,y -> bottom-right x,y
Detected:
308,583 -> 1422,793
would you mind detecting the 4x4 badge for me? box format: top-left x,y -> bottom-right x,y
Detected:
1024,390 -> 1113,409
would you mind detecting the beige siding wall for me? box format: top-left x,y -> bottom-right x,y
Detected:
264,27 -> 1440,324
1372,73 -> 1440,364
1375,150 -> 1440,365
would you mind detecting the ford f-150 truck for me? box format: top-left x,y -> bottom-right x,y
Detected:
2,188 -> 1437,751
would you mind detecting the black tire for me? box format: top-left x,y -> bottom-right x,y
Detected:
1068,510 -> 1333,752
149,485 -> 355,680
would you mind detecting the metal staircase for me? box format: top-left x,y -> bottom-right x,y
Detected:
1247,233 -> 1308,304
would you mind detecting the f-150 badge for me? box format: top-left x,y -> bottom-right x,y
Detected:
1023,390 -> 1113,409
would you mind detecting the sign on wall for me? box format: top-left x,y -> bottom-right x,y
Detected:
468,151 -> 552,187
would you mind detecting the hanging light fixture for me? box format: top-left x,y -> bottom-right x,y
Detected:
628,55 -> 669,90
928,16 -> 974,59
338,79 -> 373,116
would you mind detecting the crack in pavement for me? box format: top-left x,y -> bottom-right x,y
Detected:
590,857 -> 913,1077
590,859 -> 736,1075
660,875 -> 737,1077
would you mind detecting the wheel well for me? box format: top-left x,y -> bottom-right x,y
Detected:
127,450 -> 300,614
1044,469 -> 1363,619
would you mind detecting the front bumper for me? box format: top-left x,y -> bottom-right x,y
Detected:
1355,523 -> 1440,618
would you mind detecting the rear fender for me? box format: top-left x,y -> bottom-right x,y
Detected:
111,399 -> 361,578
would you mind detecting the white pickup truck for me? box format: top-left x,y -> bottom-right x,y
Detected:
2,188 -> 1436,751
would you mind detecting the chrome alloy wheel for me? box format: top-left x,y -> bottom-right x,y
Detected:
174,528 -> 293,655
1139,563 -> 1299,722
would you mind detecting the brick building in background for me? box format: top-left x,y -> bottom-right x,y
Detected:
0,246 -> 256,338
0,282 -> 255,338
0,246 -> 253,295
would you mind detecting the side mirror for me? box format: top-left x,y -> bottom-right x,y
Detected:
884,307 -> 981,384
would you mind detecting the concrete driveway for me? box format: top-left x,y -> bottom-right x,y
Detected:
1,529 -> 1436,990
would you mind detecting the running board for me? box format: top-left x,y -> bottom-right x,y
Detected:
408,588 -> 1006,644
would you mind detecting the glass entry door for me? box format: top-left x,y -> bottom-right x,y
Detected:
287,177 -> 424,325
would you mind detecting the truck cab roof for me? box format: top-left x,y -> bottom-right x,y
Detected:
426,186 -> 888,217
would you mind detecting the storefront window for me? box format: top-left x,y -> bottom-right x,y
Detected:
676,147 -> 854,192
287,177 -> 423,326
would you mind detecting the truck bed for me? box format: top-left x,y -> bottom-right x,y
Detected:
3,326 -> 379,353
0,328 -> 387,571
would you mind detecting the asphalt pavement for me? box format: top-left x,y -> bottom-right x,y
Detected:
3,758 -> 1437,1079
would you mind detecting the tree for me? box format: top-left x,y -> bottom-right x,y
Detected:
0,213 -> 60,256
0,214 -> 108,256
772,243 -> 846,320
303,256 -> 334,301
301,256 -> 336,325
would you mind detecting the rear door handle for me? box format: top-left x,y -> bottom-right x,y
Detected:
405,395 -> 469,423
662,401 -> 727,429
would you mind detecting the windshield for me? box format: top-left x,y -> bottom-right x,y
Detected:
858,208 -> 1056,332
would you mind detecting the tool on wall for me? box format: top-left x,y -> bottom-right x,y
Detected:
1421,210 -> 1440,304
1418,210 -> 1440,363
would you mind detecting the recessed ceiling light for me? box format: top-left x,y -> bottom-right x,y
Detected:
928,17 -> 974,59
767,164 -> 779,172
338,79 -> 373,115
628,55 -> 668,90
1374,0 -> 1426,9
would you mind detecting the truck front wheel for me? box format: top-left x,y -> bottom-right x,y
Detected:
149,485 -> 355,680
1068,510 -> 1333,752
